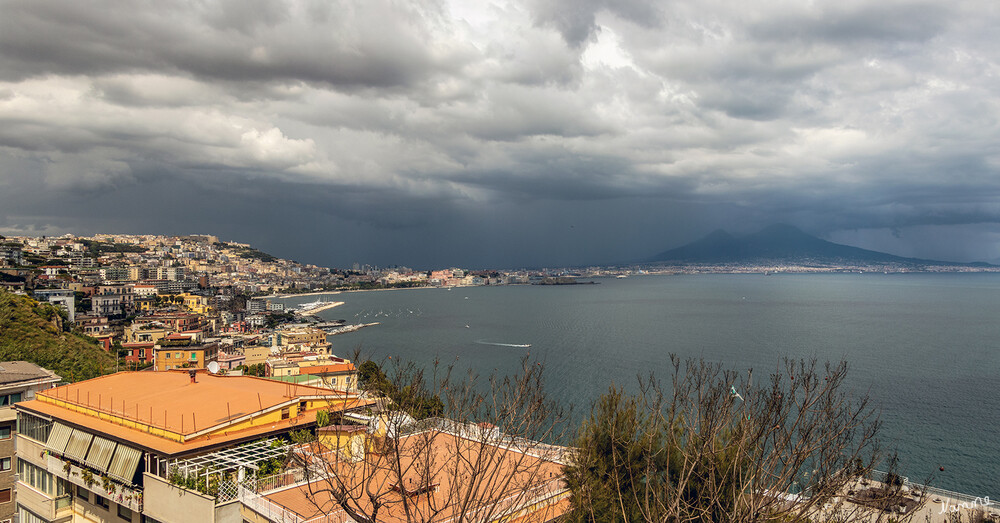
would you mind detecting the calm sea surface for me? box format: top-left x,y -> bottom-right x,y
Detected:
282,273 -> 1000,496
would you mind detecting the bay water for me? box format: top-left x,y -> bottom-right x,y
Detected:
283,273 -> 1000,496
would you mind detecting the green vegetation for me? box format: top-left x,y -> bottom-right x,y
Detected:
265,311 -> 297,328
564,387 -> 744,522
78,239 -> 146,255
217,242 -> 277,263
563,357 -> 898,522
0,291 -> 116,381
357,360 -> 444,419
236,363 -> 267,377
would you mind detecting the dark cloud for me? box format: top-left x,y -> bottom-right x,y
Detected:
0,0 -> 465,90
529,0 -> 663,47
2,0 -> 1000,266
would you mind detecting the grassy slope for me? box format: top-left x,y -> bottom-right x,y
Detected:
0,291 -> 116,382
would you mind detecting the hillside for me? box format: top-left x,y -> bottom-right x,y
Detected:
0,291 -> 116,382
649,224 -> 976,266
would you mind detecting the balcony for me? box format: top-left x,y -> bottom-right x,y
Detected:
52,455 -> 144,512
17,436 -> 144,513
14,478 -> 73,522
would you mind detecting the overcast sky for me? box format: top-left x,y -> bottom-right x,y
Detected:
2,0 -> 999,268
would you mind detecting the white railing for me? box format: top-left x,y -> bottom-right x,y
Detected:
257,470 -> 305,493
871,470 -> 998,514
399,417 -> 571,463
239,484 -> 306,523
239,482 -> 357,523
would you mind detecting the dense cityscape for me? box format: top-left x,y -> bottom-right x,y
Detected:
2,231 -> 997,523
4,0 -> 1000,519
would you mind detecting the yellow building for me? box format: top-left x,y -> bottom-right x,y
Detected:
316,425 -> 366,461
153,337 -> 218,372
243,345 -> 270,367
125,323 -> 169,344
276,326 -> 327,347
177,292 -> 212,314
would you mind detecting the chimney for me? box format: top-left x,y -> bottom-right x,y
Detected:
189,369 -> 197,383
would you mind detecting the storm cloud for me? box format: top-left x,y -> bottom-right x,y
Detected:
2,0 -> 999,267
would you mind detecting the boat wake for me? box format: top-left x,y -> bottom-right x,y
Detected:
474,340 -> 531,348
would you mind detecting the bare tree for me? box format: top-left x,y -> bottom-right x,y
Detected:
284,355 -> 572,523
565,356 -> 928,522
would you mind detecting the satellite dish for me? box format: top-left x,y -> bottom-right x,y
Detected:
207,361 -> 220,374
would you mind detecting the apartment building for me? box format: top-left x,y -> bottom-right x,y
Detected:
14,370 -> 374,523
0,362 -> 61,523
298,364 -> 358,393
152,338 -> 219,372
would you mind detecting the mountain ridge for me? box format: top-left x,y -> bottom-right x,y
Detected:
648,224 -> 991,266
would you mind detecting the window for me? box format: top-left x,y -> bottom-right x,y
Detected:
0,393 -> 21,406
17,412 -> 52,443
165,353 -> 171,359
18,506 -> 46,523
175,352 -> 181,359
17,459 -> 53,495
0,488 -> 10,503
77,485 -> 89,502
117,504 -> 132,520
281,407 -> 290,420
0,424 -> 11,439
141,515 -> 162,523
95,494 -> 109,509
190,352 -> 197,361
0,457 -> 10,471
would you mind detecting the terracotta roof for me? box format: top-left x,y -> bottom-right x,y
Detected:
265,430 -> 568,522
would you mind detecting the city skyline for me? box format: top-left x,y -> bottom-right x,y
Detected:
2,0 -> 1000,268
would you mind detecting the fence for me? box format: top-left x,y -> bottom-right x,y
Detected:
871,469 -> 997,514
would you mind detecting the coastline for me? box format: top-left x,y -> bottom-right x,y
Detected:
265,290 -> 344,299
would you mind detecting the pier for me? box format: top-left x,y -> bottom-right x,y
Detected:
298,301 -> 344,316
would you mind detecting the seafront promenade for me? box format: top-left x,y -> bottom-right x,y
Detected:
898,484 -> 997,522
821,472 -> 999,522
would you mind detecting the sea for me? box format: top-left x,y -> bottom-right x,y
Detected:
280,273 -> 1000,497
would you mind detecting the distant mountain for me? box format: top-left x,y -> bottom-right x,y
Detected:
648,224 -> 979,266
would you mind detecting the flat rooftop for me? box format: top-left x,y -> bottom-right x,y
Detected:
265,429 -> 568,523
17,370 -> 372,457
